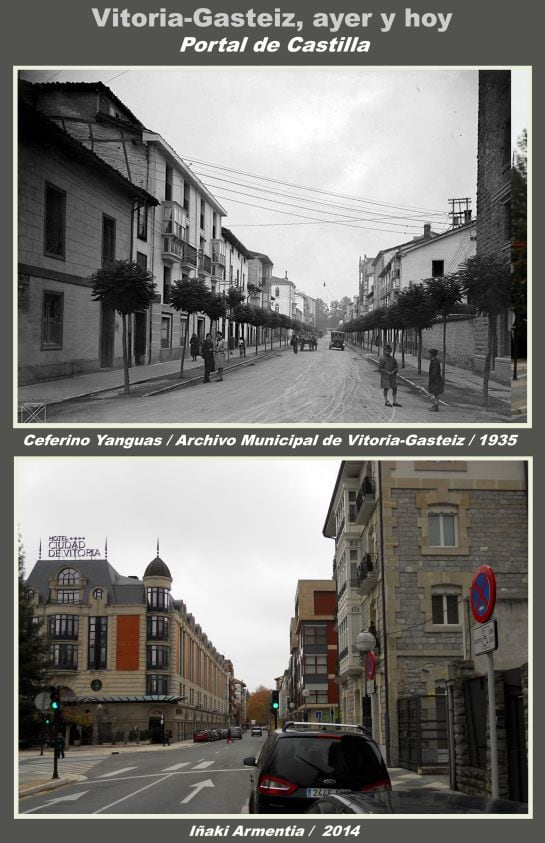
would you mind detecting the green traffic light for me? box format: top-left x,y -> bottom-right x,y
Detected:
50,701 -> 59,710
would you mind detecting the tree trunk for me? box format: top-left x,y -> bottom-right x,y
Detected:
180,314 -> 189,377
417,329 -> 422,374
122,314 -> 130,394
401,329 -> 405,368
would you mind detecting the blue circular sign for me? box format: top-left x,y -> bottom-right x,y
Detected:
470,566 -> 496,623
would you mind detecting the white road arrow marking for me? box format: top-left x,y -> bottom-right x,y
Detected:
21,791 -> 89,814
97,766 -> 138,777
192,760 -> 214,770
180,779 -> 215,804
162,762 -> 191,771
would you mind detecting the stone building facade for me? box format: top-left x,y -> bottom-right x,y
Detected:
323,460 -> 528,800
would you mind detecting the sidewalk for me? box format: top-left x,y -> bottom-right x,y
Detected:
18,341 -> 287,412
361,345 -> 515,418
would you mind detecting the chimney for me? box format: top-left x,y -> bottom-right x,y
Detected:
423,222 -> 432,239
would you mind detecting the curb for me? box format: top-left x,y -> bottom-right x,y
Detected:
19,773 -> 86,798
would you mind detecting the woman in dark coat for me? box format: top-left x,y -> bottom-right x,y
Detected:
378,344 -> 401,407
428,348 -> 444,412
201,333 -> 215,383
189,333 -> 199,361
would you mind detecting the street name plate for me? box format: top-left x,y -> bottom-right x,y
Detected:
472,620 -> 498,656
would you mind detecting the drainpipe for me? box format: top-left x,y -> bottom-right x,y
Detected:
377,462 -> 391,765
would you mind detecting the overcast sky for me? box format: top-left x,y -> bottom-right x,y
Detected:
19,65 -> 528,305
17,458 -> 342,693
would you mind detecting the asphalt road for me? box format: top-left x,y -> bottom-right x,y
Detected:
44,344 -> 503,424
19,737 -> 257,815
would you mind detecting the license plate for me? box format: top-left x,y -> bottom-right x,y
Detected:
307,788 -> 350,798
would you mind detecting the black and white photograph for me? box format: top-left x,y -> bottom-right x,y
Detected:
16,458 -> 529,816
16,66 -> 528,426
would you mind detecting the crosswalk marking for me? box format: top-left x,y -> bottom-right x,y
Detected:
162,762 -> 191,771
192,761 -> 214,770
97,767 -> 137,778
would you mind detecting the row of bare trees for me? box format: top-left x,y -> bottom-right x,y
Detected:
89,267 -> 314,393
343,255 -> 511,408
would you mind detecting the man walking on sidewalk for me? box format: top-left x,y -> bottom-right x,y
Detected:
427,348 -> 444,412
378,344 -> 401,407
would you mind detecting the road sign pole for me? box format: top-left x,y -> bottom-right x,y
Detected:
486,651 -> 499,798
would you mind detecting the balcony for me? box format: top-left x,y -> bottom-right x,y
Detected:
181,242 -> 198,270
211,262 -> 225,281
162,200 -> 188,239
162,234 -> 183,264
355,478 -> 376,525
211,239 -> 226,265
357,553 -> 378,596
198,252 -> 212,277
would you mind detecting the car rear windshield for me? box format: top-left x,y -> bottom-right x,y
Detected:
269,734 -> 387,788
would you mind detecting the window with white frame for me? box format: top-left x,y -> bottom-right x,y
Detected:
304,654 -> 327,674
431,587 -> 461,625
428,506 -> 458,547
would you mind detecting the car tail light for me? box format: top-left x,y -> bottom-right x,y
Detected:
360,778 -> 392,792
257,775 -> 298,796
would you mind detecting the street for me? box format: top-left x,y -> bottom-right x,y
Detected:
43,344 -> 509,425
19,738 -> 255,815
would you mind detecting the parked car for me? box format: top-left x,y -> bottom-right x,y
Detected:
193,730 -> 210,743
305,790 -> 529,815
251,726 -> 263,736
243,721 -> 391,814
208,729 -> 221,741
230,725 -> 243,740
329,331 -> 345,350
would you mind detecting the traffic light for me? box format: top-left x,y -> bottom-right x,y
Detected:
49,686 -> 61,715
271,690 -> 279,711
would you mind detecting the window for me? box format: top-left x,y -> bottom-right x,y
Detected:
307,690 -> 329,704
88,617 -> 108,669
49,643 -> 78,669
213,212 -> 218,239
428,509 -> 457,546
165,164 -> 173,201
200,198 -> 205,230
56,590 -> 79,604
41,291 -> 63,349
348,491 -> 357,522
161,315 -> 172,349
147,645 -> 169,669
136,251 -> 147,271
432,592 -> 460,625
102,215 -> 116,267
44,183 -> 66,258
275,287 -> 280,298
137,204 -> 148,240
49,615 -> 79,639
304,625 -> 327,646
57,568 -> 80,586
183,183 -> 190,213
147,674 -> 169,695
25,589 -> 35,600
431,260 -> 444,277
93,588 -> 104,600
147,587 -> 171,610
304,655 -> 327,674
147,615 -> 170,641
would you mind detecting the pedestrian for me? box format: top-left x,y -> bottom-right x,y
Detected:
163,729 -> 172,746
226,727 -> 234,744
201,332 -> 215,383
378,344 -> 401,407
56,731 -> 65,758
238,337 -> 246,357
427,348 -> 444,412
189,332 -> 199,362
291,333 -> 299,354
214,331 -> 227,382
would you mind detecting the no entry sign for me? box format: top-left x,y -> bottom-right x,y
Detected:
470,565 -> 497,623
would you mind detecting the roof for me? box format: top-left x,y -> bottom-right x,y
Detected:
21,79 -> 145,129
248,251 -> 274,266
222,227 -> 251,258
144,555 -> 172,579
25,557 -> 146,605
18,98 -> 157,207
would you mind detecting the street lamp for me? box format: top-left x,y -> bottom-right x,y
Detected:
301,688 -> 310,722
355,631 -> 376,733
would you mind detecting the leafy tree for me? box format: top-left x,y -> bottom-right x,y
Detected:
456,254 -> 512,407
424,274 -> 463,381
315,298 -> 330,332
396,285 -> 436,373
250,307 -> 268,355
90,259 -> 157,393
203,292 -> 227,337
247,687 -> 274,726
169,278 -> 211,377
512,130 -> 527,377
19,537 -> 48,743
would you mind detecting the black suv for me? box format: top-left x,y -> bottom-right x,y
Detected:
243,722 -> 391,814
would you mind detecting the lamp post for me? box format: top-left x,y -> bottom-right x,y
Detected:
355,630 -> 377,733
301,688 -> 310,723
